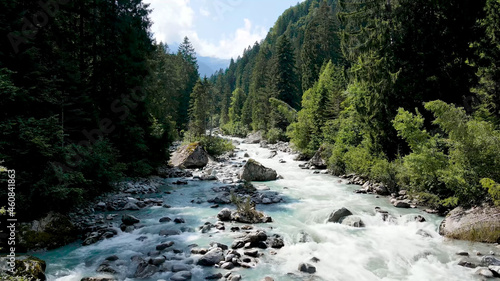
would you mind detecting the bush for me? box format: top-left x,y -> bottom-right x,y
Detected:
370,157 -> 399,193
221,121 -> 248,137
184,134 -> 235,157
266,128 -> 285,144
343,144 -> 373,176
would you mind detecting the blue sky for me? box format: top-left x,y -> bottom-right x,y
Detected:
143,0 -> 302,59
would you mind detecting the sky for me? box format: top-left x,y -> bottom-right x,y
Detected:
143,0 -> 302,60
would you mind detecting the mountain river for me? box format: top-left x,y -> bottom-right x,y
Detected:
35,139 -> 495,281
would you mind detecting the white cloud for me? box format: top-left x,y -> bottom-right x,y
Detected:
144,0 -> 195,47
144,1 -> 267,59
191,19 -> 266,59
199,7 -> 210,17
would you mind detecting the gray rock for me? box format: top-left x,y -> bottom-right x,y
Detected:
123,202 -> 140,210
170,271 -> 192,281
122,214 -> 140,225
298,262 -> 316,274
307,147 -> 327,169
221,261 -> 235,269
341,216 -> 365,227
228,274 -> 242,281
150,256 -> 166,265
270,234 -> 285,248
205,273 -> 223,280
217,208 -> 232,221
482,256 -> 500,267
134,262 -> 159,279
174,217 -> 186,224
156,241 -> 174,250
160,229 -> 182,236
171,263 -> 193,272
170,142 -> 209,168
231,239 -> 245,249
489,265 -> 500,276
393,200 -> 411,208
327,207 -> 353,223
244,249 -> 259,257
475,267 -> 494,278
244,131 -> 263,144
416,229 -> 433,238
159,217 -> 172,223
439,205 -> 500,243
197,248 -> 225,266
239,159 -> 278,181
261,277 -> 274,281
105,255 -> 119,261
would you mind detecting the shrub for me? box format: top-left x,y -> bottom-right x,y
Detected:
266,128 -> 285,144
221,121 -> 248,137
184,134 -> 234,157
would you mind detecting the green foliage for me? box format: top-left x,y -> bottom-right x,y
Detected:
269,98 -> 298,124
221,121 -> 248,137
481,178 -> 500,206
230,190 -> 263,222
188,78 -> 214,137
288,61 -> 346,155
266,128 -> 285,144
184,135 -> 234,157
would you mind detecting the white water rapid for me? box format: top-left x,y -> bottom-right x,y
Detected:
35,139 -> 495,281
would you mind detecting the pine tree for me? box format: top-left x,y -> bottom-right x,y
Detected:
188,78 -> 212,137
271,35 -> 300,109
177,37 -> 200,132
301,1 -> 341,92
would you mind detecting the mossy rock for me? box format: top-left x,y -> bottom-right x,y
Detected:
18,212 -> 78,251
0,256 -> 46,281
439,205 -> 500,243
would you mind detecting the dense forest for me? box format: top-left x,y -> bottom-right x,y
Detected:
0,0 -> 201,219
209,0 -> 500,209
1,0 -> 500,221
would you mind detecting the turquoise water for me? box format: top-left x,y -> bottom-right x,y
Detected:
35,141 -> 493,281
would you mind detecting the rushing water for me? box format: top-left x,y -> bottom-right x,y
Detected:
35,140 -> 494,281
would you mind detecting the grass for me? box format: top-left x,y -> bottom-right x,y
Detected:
448,222 -> 500,243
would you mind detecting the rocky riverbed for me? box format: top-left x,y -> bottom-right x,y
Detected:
9,135 -> 500,281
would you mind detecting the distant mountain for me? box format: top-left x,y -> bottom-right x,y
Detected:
197,56 -> 231,77
165,42 -> 230,77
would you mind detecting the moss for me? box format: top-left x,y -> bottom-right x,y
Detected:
185,142 -> 200,154
19,214 -> 77,251
448,222 -> 500,243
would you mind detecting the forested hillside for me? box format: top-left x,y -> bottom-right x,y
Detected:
0,1 -> 199,219
210,0 -> 500,209
1,0 -> 499,220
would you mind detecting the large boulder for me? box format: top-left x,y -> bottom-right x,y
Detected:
0,256 -> 47,281
122,214 -> 140,225
170,142 -> 209,169
239,159 -> 277,181
327,207 -> 353,223
217,208 -> 232,221
18,212 -> 77,251
197,248 -> 225,266
244,131 -> 264,144
439,205 -> 500,243
307,146 -> 327,169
